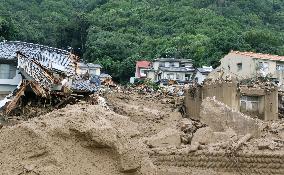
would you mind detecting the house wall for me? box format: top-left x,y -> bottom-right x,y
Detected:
220,53 -> 257,79
89,68 -> 100,76
184,81 -> 278,121
147,71 -> 155,81
162,72 -> 186,81
77,67 -> 88,75
139,68 -> 148,77
195,71 -> 206,84
0,70 -> 22,100
220,53 -> 280,81
78,67 -> 100,76
274,62 -> 284,90
184,87 -> 202,120
153,62 -> 159,70
202,81 -> 240,111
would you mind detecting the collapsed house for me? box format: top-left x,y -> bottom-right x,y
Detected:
184,77 -> 279,121
0,41 -> 99,115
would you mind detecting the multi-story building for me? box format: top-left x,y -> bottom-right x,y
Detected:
195,66 -> 213,85
77,62 -> 102,76
146,58 -> 195,83
220,51 -> 284,90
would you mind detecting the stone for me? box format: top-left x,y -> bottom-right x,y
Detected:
191,127 -> 217,145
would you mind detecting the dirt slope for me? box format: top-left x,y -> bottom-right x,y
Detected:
105,92 -> 183,137
0,103 -> 146,175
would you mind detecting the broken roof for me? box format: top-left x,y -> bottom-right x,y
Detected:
230,51 -> 284,62
0,41 -> 77,75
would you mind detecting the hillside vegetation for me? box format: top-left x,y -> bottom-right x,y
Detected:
0,0 -> 283,81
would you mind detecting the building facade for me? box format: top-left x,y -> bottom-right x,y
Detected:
220,51 -> 284,90
135,61 -> 151,78
77,62 -> 102,76
184,80 -> 278,121
147,58 -> 195,83
195,66 -> 213,85
0,61 -> 22,99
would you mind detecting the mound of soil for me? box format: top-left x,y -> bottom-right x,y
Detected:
0,103 -> 146,175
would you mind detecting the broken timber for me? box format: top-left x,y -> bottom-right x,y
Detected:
0,41 -> 99,115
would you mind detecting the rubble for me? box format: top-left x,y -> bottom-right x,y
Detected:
0,41 -> 100,117
146,128 -> 182,148
0,103 -> 147,174
191,127 -> 217,145
200,97 -> 264,137
0,41 -> 284,174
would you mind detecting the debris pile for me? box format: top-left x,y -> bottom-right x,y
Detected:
0,102 -> 148,175
0,90 -> 284,174
0,41 -> 99,117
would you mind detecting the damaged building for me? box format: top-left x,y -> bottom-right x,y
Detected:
184,78 -> 279,121
0,41 -> 99,115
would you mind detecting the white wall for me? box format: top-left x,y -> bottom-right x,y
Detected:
0,70 -> 22,97
153,62 -> 159,70
0,70 -> 22,86
147,71 -> 155,81
89,68 -> 101,76
195,71 -> 206,84
162,72 -> 186,81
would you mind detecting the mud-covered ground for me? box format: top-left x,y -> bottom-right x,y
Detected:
0,91 -> 283,175
104,92 -> 183,137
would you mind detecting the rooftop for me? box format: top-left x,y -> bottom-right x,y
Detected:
197,66 -> 213,74
159,67 -> 195,72
230,51 -> 284,62
136,61 -> 151,68
78,62 -> 102,68
154,58 -> 192,63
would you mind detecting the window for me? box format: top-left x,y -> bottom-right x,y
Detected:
259,62 -> 268,72
240,96 -> 259,112
276,64 -> 284,71
185,74 -> 191,80
0,64 -> 16,79
167,73 -> 174,80
176,73 -> 181,80
237,63 -> 242,71
159,62 -> 165,67
170,62 -> 177,67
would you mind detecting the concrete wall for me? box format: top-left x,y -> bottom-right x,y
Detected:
264,89 -> 278,121
202,81 -> 240,111
184,81 -> 278,121
200,97 -> 263,137
220,53 -> 277,79
184,88 -> 202,120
